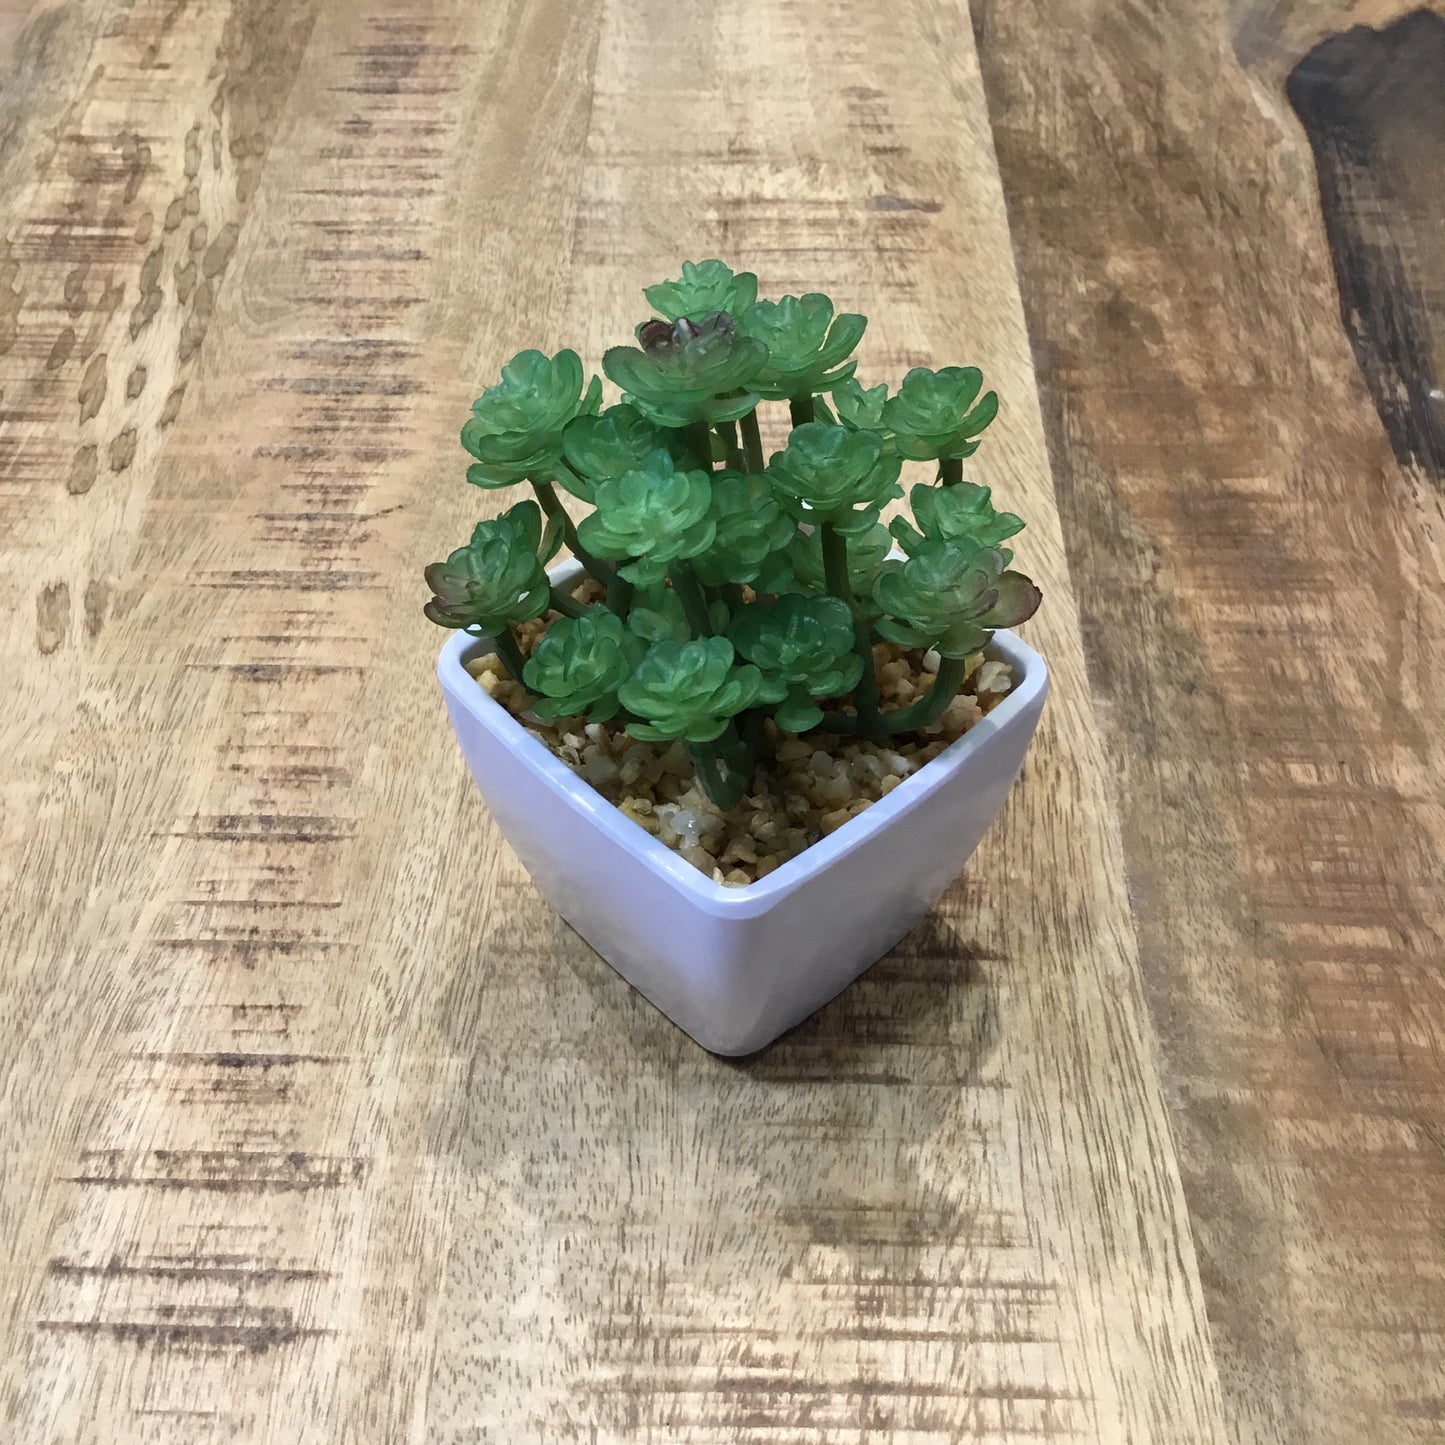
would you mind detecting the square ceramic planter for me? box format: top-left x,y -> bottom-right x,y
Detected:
437,561 -> 1048,1055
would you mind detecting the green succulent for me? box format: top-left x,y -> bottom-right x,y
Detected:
427,260 -> 1043,814
559,404 -> 682,501
644,259 -> 759,323
783,521 -> 893,609
603,313 -> 767,429
522,609 -> 643,724
576,450 -> 716,587
826,377 -> 889,431
619,638 -> 764,743
625,581 -> 730,644
883,366 -> 999,462
766,422 -> 902,533
691,470 -> 796,586
738,293 -> 866,400
874,538 -> 1041,658
422,499 -> 555,632
625,585 -> 691,645
461,349 -> 603,487
729,595 -> 864,732
890,481 -> 1025,556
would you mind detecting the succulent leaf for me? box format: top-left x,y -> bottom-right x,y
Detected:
729,595 -> 864,731
461,349 -> 603,487
692,470 -> 797,586
874,538 -> 1041,657
829,377 -> 890,431
882,366 -> 999,462
890,481 -> 1025,555
603,312 -> 767,428
422,499 -> 552,632
576,450 -> 716,588
626,585 -> 691,645
737,293 -> 866,400
644,259 -> 759,323
766,530 -> 889,618
766,422 -> 902,533
619,637 -> 764,743
523,609 -> 642,723
560,404 -> 677,499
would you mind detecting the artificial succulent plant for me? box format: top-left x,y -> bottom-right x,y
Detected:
425,261 -> 1041,809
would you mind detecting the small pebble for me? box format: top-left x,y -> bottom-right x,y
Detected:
976,658 -> 1013,697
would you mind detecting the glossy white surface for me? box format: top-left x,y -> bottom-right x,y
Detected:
437,565 -> 1048,1054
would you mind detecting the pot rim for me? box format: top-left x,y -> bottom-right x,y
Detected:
437,560 -> 1048,920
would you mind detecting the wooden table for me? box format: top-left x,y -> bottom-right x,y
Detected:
2,0 -> 1441,1439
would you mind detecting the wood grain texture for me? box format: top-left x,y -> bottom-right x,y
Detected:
1,0 -> 1230,1433
3,0 -> 1431,1436
0,0 -> 323,879
974,0 -> 1445,1440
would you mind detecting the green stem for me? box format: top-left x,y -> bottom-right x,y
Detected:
687,420 -> 715,471
716,419 -> 744,470
740,708 -> 764,770
670,562 -> 713,637
489,625 -> 527,682
688,746 -> 739,812
818,655 -> 968,737
548,586 -> 588,619
820,522 -> 881,725
550,458 -> 592,501
688,724 -> 753,812
788,394 -> 816,428
739,408 -> 765,473
939,456 -> 963,487
530,480 -> 612,587
606,570 -> 634,620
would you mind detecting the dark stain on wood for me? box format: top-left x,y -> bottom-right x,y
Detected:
196,568 -> 379,592
0,248 -> 18,358
47,1256 -> 331,1284
63,1146 -> 368,1192
36,581 -> 69,654
870,193 -> 943,213
137,1050 -> 343,1068
159,381 -> 186,426
35,1316 -> 329,1354
83,578 -> 109,637
109,425 -> 137,472
176,812 -> 356,844
67,444 -> 99,495
186,661 -> 363,681
46,326 -> 75,371
77,351 -> 106,422
1287,10 -> 1445,480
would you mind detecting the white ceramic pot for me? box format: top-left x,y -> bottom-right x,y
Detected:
437,561 -> 1048,1055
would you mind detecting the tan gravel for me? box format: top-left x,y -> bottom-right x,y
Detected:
466,616 -> 1013,887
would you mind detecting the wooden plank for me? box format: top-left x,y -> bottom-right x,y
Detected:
1,0 -> 1227,1441
975,0 -> 1445,1440
0,0 -> 324,882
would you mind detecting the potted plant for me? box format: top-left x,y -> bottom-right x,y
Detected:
429,261 -> 1047,1054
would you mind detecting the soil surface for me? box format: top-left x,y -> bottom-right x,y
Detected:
467,612 -> 1014,886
